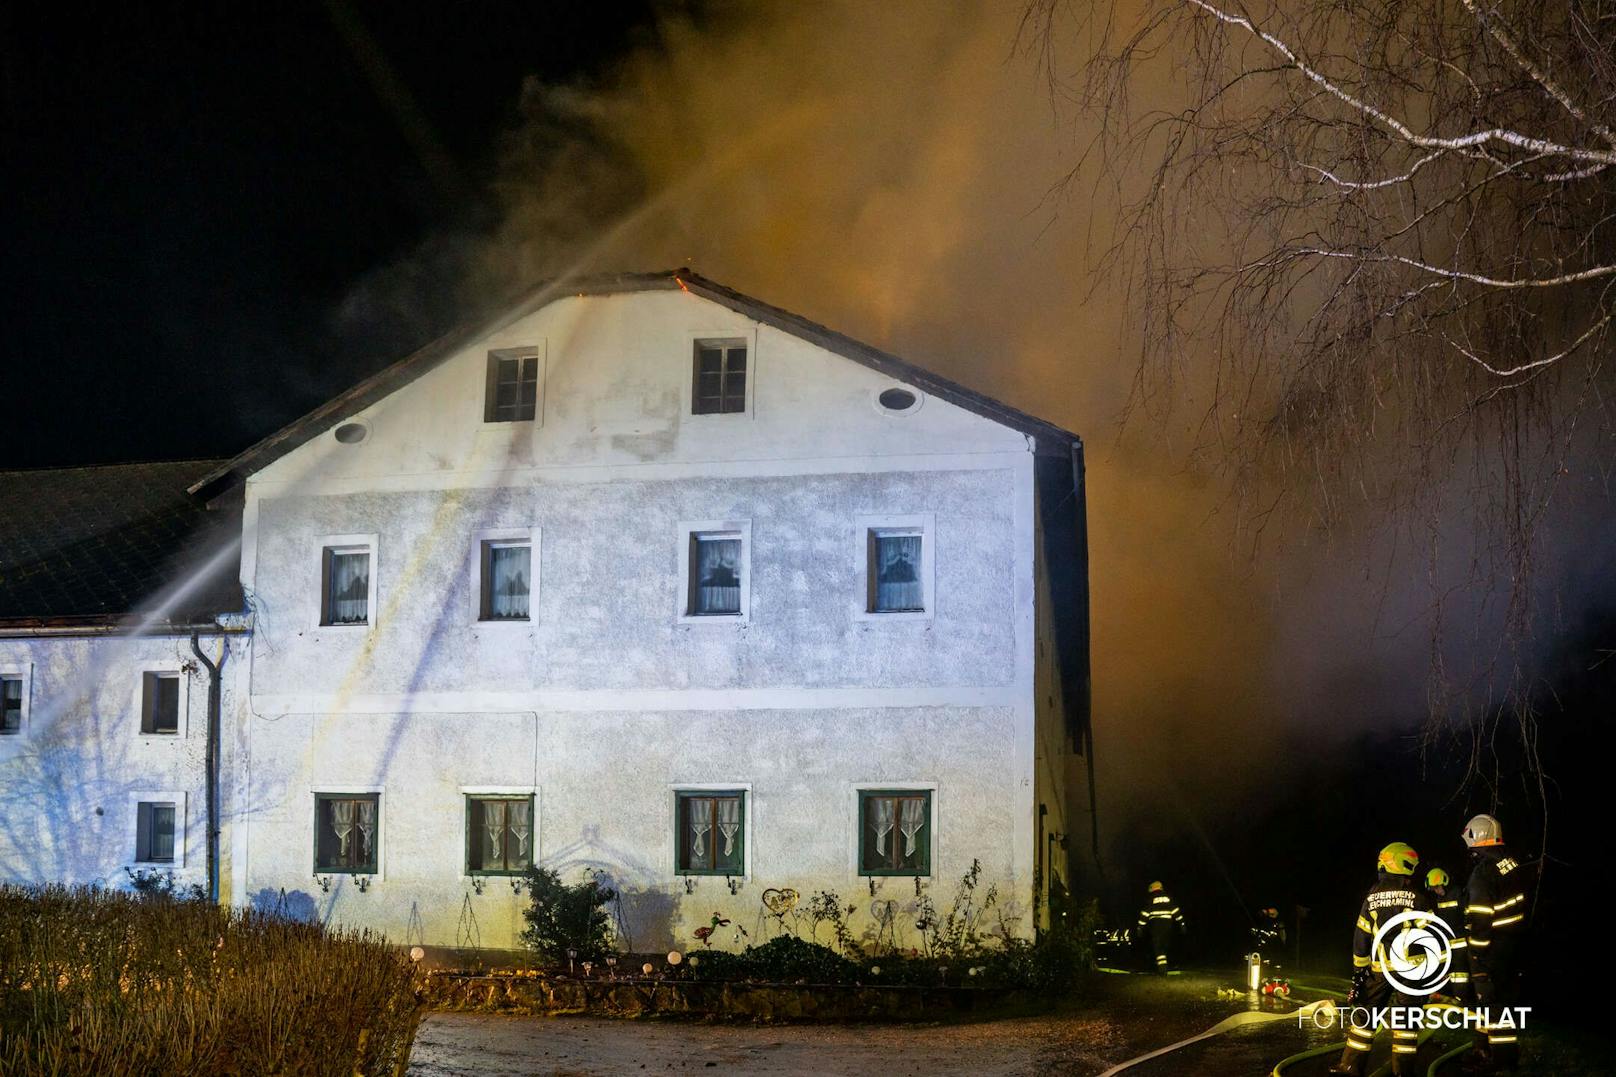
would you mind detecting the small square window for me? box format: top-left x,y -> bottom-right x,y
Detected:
480,541 -> 532,621
485,348 -> 539,423
868,531 -> 925,613
136,801 -> 177,863
691,340 -> 747,415
677,791 -> 745,875
314,793 -> 379,874
140,673 -> 180,735
859,790 -> 931,876
322,547 -> 371,626
1,677 -> 21,735
688,533 -> 743,616
466,796 -> 534,875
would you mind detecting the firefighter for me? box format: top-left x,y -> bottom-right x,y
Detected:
1252,906 -> 1286,962
1329,842 -> 1431,1077
1135,880 -> 1185,972
1455,814 -> 1530,1074
1425,867 -> 1458,917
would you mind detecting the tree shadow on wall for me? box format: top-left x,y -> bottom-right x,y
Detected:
247,886 -> 318,923
546,824 -> 677,953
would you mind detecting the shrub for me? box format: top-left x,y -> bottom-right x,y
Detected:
689,935 -> 862,984
123,867 -> 206,903
519,867 -> 617,964
0,885 -> 420,1076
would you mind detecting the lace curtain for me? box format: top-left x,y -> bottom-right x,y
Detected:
874,534 -> 923,612
482,799 -> 533,869
487,545 -> 530,619
356,799 -> 376,861
716,797 -> 741,857
327,551 -> 369,624
898,797 -> 926,857
694,537 -> 741,614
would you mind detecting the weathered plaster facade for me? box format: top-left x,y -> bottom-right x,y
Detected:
1,276 -> 1089,956
0,632 -> 235,893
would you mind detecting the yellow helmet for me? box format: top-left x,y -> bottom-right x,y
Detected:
1378,843 -> 1420,876
1426,867 -> 1450,889
1148,880 -> 1164,893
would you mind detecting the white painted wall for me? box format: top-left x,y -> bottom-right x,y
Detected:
0,289 -> 1074,956
231,289 -> 1046,949
0,634 -> 214,892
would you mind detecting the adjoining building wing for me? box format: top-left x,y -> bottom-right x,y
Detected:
0,460 -> 242,630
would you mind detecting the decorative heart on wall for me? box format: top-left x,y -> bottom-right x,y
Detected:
761,887 -> 799,915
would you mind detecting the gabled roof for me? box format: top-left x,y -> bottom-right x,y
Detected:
0,460 -> 243,627
189,269 -> 1080,498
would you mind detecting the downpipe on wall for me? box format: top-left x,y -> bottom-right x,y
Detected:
190,630 -> 226,904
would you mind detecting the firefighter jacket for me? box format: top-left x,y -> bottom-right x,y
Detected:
1351,872 -> 1434,971
1453,845 -> 1530,969
1137,890 -> 1185,930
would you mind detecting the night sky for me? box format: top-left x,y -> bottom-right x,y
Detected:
2,2 -> 670,468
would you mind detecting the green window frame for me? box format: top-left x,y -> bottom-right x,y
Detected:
313,793 -> 379,874
675,790 -> 746,876
465,795 -> 535,876
858,789 -> 932,877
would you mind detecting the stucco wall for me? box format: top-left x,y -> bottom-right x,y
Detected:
238,705 -> 1019,951
0,633 -> 213,891
247,469 -> 1018,697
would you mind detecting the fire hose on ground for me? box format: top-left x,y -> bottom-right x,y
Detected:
1095,1000 -> 1334,1076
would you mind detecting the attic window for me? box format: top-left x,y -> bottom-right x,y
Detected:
692,340 -> 747,415
485,348 -> 539,423
877,387 -> 920,414
333,422 -> 368,444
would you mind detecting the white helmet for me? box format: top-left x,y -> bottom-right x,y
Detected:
1462,813 -> 1503,847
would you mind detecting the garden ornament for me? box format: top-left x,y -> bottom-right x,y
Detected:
761,888 -> 799,916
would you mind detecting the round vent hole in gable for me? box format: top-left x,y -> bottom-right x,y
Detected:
878,388 -> 919,412
334,422 -> 369,445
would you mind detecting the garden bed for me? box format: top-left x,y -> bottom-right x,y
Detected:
421,969 -> 1038,1022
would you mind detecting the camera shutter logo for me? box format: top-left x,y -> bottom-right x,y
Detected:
1373,910 -> 1455,995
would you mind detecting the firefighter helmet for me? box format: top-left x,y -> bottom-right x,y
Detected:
1462,814 -> 1503,847
1377,842 -> 1420,876
1426,867 -> 1449,890
1148,880 -> 1164,893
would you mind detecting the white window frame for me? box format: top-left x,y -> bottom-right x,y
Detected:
853,512 -> 936,622
676,519 -> 752,624
683,330 -> 758,420
135,667 -> 191,739
315,533 -> 380,630
482,343 -> 546,426
670,781 -> 753,881
129,790 -> 188,868
0,664 -> 32,738
311,785 -> 386,881
849,781 -> 938,881
459,785 -> 540,882
467,527 -> 540,625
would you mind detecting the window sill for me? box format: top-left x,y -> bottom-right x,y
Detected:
474,618 -> 532,628
858,870 -> 933,880
853,610 -> 933,624
677,613 -> 749,626
136,731 -> 182,740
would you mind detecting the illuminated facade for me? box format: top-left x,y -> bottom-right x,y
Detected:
0,272 -> 1090,953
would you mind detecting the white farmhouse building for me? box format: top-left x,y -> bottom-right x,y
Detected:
0,271 -> 1091,954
